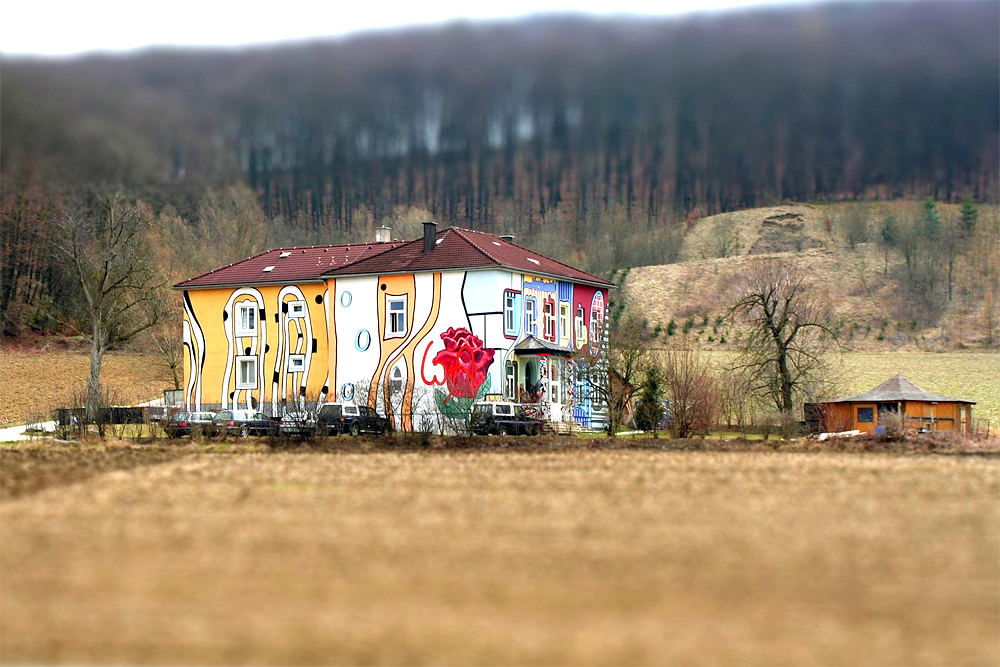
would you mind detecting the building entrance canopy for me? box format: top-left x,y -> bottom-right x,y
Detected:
511,336 -> 575,357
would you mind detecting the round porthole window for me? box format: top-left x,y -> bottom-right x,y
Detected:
340,291 -> 352,307
341,383 -> 355,401
355,329 -> 371,352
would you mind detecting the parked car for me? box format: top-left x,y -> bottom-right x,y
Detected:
278,410 -> 317,438
163,411 -> 216,438
211,410 -> 278,438
316,402 -> 392,436
470,402 -> 543,436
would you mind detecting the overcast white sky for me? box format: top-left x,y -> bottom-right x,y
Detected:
2,0 -> 814,57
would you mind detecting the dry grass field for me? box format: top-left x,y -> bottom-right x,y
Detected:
835,351 -> 1000,427
2,444 -> 997,666
699,350 -> 1000,429
0,350 -> 172,425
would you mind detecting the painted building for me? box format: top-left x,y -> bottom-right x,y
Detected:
174,223 -> 615,430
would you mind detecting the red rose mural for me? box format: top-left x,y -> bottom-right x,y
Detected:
432,327 -> 495,398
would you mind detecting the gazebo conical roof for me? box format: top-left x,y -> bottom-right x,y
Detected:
828,375 -> 975,404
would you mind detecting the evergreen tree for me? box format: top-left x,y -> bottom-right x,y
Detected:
921,198 -> 942,240
634,367 -> 665,435
959,197 -> 978,237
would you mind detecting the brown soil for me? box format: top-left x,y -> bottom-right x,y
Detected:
0,350 -> 172,425
0,444 -> 190,501
2,445 -> 996,665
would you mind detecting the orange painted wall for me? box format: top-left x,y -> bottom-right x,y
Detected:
181,282 -> 331,410
820,400 -> 971,433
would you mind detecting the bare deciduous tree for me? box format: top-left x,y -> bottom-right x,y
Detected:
60,194 -> 165,420
662,345 -> 718,439
149,324 -> 183,390
580,313 -> 649,437
727,258 -> 839,417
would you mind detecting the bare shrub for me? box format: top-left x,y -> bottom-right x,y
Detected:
758,411 -> 778,441
838,203 -> 870,250
716,367 -> 756,436
823,407 -> 855,433
878,409 -> 906,440
778,410 -> 800,440
662,345 -> 717,439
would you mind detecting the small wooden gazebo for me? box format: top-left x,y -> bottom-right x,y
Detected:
818,375 -> 975,435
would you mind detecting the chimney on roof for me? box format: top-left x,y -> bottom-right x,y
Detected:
375,225 -> 391,243
500,234 -> 514,243
423,221 -> 437,253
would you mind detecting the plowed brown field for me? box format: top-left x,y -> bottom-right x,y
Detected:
1,350 -> 171,425
2,445 -> 996,665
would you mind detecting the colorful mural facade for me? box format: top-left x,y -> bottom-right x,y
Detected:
182,268 -> 609,429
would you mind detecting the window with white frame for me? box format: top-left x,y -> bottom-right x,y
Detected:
236,356 -> 257,389
559,303 -> 569,342
288,300 -> 306,318
386,296 -> 407,338
390,366 -> 404,392
287,354 -> 305,372
575,305 -> 586,345
543,299 -> 555,341
505,361 -> 517,399
504,291 -> 518,336
236,303 -> 257,336
590,292 -> 605,345
525,298 -> 536,337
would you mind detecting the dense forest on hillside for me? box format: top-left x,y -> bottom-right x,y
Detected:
1,1 -> 998,338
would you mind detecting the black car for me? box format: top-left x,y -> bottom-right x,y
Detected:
211,410 -> 278,438
470,402 -> 543,436
316,402 -> 392,436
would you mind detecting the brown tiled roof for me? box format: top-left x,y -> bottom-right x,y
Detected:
828,375 -> 975,404
322,227 -> 614,287
173,243 -> 395,289
174,227 -> 613,289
